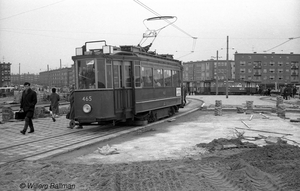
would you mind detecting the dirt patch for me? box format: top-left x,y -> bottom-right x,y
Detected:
1,143 -> 300,191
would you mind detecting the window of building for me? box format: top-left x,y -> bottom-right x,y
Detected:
240,61 -> 246,66
278,69 -> 283,73
270,62 -> 275,66
269,69 -> 275,73
278,62 -> 283,66
269,76 -> 275,80
248,62 -> 252,66
240,75 -> 245,80
240,68 -> 245,73
248,69 -> 252,73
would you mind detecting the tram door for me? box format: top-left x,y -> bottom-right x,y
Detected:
113,60 -> 134,120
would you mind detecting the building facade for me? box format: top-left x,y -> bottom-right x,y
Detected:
0,62 -> 12,87
11,73 -> 39,86
234,52 -> 300,89
183,60 -> 234,94
39,66 -> 74,89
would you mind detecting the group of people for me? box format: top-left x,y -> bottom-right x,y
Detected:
281,84 -> 297,100
19,82 -> 80,135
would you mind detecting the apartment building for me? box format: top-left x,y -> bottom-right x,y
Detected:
235,52 -> 300,88
0,62 -> 11,87
183,60 -> 234,94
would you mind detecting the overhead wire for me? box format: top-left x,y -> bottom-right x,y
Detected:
263,36 -> 300,52
0,0 -> 67,21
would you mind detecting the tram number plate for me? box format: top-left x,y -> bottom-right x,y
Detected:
82,96 -> 92,101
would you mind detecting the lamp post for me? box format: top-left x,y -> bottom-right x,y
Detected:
226,36 -> 229,98
212,51 -> 222,95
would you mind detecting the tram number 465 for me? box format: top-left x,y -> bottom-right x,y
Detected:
82,96 -> 92,101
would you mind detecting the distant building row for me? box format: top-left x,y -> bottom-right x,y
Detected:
0,62 -> 74,88
183,52 -> 300,93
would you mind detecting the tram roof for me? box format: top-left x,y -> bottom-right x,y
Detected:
72,43 -> 182,65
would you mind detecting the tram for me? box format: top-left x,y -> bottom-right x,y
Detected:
71,40 -> 184,126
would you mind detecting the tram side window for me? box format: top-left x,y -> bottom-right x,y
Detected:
135,65 -> 141,87
141,67 -> 153,87
78,60 -> 95,89
97,59 -> 106,88
124,63 -> 132,88
172,70 -> 180,87
106,65 -> 112,88
153,68 -> 163,87
113,61 -> 122,88
164,69 -> 171,87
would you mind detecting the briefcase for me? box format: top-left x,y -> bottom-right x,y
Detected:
15,111 -> 26,120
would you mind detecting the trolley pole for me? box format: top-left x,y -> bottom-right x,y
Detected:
226,36 -> 229,99
216,50 -> 219,95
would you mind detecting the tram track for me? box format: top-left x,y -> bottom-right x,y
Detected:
0,124 -> 136,165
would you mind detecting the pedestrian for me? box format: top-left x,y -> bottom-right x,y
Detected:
67,85 -> 83,129
281,85 -> 287,100
286,85 -> 292,100
20,82 -> 37,135
183,86 -> 187,105
293,86 -> 297,98
49,87 -> 60,122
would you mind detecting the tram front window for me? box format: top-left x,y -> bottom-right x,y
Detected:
78,60 -> 96,89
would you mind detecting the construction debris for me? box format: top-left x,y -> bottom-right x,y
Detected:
235,127 -> 292,136
196,138 -> 258,152
249,115 -> 253,121
97,144 -> 119,155
241,120 -> 251,129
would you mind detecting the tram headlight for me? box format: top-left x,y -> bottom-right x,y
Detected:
83,104 -> 92,113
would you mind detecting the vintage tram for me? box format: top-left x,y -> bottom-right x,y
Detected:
71,40 -> 184,126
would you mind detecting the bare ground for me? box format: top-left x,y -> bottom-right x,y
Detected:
1,143 -> 300,191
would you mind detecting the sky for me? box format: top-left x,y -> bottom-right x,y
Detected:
1,0 -> 300,74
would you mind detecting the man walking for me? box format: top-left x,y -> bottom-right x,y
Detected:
49,88 -> 60,122
20,82 -> 37,135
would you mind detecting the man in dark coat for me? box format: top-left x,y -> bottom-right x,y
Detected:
49,87 -> 60,122
20,82 -> 37,135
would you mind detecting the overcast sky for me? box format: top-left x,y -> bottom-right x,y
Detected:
1,0 -> 300,74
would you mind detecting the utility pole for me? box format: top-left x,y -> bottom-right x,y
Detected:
226,36 -> 229,98
216,50 -> 219,95
19,63 -> 21,86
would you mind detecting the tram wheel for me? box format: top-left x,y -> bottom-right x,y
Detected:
69,120 -> 76,128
